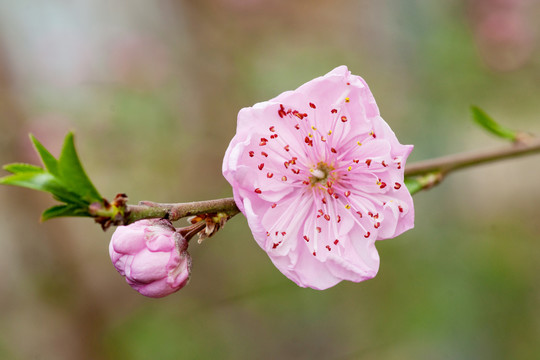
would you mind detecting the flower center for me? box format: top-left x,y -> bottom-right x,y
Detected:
309,162 -> 334,185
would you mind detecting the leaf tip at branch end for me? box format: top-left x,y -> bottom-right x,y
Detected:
470,105 -> 518,142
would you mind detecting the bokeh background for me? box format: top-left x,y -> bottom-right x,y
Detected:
1,1 -> 540,359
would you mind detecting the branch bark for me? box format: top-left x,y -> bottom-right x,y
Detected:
405,136 -> 540,177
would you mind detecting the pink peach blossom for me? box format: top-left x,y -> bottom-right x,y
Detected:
109,219 -> 191,297
223,66 -> 414,290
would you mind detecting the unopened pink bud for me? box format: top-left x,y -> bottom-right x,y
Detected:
109,219 -> 191,298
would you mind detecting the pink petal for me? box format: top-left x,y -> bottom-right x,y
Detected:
128,249 -> 170,283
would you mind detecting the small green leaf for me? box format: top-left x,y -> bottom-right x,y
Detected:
404,177 -> 423,195
0,172 -> 84,205
58,133 -> 102,203
3,163 -> 44,174
41,204 -> 90,221
1,171 -> 56,191
471,106 -> 517,141
30,134 -> 59,176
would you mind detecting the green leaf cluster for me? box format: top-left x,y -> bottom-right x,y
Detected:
0,133 -> 103,221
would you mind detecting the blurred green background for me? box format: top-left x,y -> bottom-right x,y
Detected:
1,1 -> 539,359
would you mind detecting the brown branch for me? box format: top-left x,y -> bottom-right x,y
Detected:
101,136 -> 540,226
124,197 -> 240,225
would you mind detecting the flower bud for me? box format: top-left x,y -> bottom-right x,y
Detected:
109,219 -> 191,298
